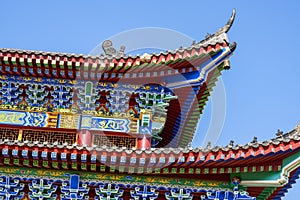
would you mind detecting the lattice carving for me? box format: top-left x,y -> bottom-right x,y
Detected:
95,183 -> 124,200
25,84 -> 49,107
165,189 -> 193,200
22,130 -> 77,144
0,81 -> 23,105
130,186 -> 158,200
0,128 -> 19,141
50,85 -> 73,109
28,178 -> 58,200
106,90 -> 129,114
0,176 -> 25,199
93,135 -> 136,148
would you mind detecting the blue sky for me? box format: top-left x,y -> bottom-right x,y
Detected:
1,1 -> 300,198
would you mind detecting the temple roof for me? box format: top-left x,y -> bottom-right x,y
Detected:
0,10 -> 236,61
0,10 -> 236,77
1,122 -> 299,165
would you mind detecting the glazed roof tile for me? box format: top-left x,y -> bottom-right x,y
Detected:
1,122 -> 299,157
0,10 -> 236,62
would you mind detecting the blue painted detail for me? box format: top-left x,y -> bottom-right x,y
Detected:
0,110 -> 50,128
60,174 -> 89,200
81,154 -> 87,162
131,185 -> 158,200
51,152 -> 57,160
0,82 -> 23,105
273,167 -> 300,199
110,156 -> 117,164
32,151 -> 38,159
0,176 -> 25,199
28,178 -> 58,200
12,149 -> 18,157
2,149 -> 8,156
26,84 -> 49,107
106,90 -> 129,113
41,151 -> 48,160
139,158 -> 146,165
95,183 -> 124,200
71,153 -> 77,161
101,155 -> 107,163
90,117 -> 130,133
21,150 -> 28,158
0,175 -> 257,200
91,155 -> 97,163
61,153 -> 67,161
50,85 -> 73,109
165,188 -> 192,200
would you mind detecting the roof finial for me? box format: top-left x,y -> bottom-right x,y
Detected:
206,141 -> 212,149
276,129 -> 283,137
252,136 -> 258,144
102,40 -> 126,57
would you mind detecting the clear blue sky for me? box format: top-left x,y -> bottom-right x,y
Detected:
1,1 -> 299,199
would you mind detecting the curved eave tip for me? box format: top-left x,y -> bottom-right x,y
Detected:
225,9 -> 236,33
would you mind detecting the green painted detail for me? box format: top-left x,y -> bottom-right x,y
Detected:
139,63 -> 148,68
119,166 -> 125,173
13,159 -> 19,165
4,158 -> 10,165
204,168 -> 209,174
278,165 -> 281,171
256,187 -> 276,200
124,65 -> 131,70
116,66 -> 123,71
107,66 -> 114,71
67,63 -> 72,69
138,167 -> 144,173
0,165 -> 231,189
33,160 -> 39,167
62,162 -> 68,169
91,164 -> 96,171
188,168 -> 194,174
196,168 -> 201,174
171,168 -> 177,174
244,167 -> 248,173
145,63 -> 156,68
129,167 -> 134,173
23,160 -> 29,166
163,168 -> 169,174
220,168 -> 224,174
155,168 -> 161,174
236,167 -> 240,173
230,171 -> 281,182
100,165 -> 105,172
52,162 -> 58,169
147,168 -> 153,173
180,168 -> 185,174
42,161 -> 48,167
260,166 -> 264,172
110,166 -> 115,172
81,163 -> 87,170
268,166 -> 272,171
71,163 -> 77,169
282,150 -> 300,167
76,65 -> 81,70
213,168 -> 217,174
